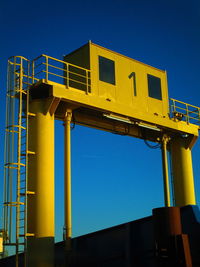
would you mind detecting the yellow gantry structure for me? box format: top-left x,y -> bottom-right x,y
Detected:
2,42 -> 200,266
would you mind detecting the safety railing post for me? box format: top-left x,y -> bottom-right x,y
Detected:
186,104 -> 189,124
46,56 -> 48,82
86,70 -> 89,94
66,63 -> 69,88
172,99 -> 175,116
32,61 -> 35,84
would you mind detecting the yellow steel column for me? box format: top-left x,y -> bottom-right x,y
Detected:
171,137 -> 196,206
64,109 -> 72,262
27,99 -> 55,267
161,136 -> 171,207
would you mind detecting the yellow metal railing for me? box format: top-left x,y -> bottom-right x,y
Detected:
170,98 -> 200,126
32,54 -> 91,94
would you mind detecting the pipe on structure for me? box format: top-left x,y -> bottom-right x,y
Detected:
64,109 -> 72,261
27,99 -> 55,267
170,136 -> 196,206
161,136 -> 170,207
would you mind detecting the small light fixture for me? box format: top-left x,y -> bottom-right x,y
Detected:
103,113 -> 133,124
138,122 -> 161,132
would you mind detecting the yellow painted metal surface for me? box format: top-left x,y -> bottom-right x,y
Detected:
64,111 -> 72,239
30,43 -> 199,138
29,43 -> 199,211
161,136 -> 170,207
90,43 -> 168,116
51,81 -> 199,137
27,99 -> 55,267
63,42 -> 169,122
0,236 -> 3,253
171,137 -> 196,206
29,42 -> 198,138
3,56 -> 31,267
3,43 -> 200,267
64,109 -> 72,265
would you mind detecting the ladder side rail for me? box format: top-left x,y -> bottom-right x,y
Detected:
15,57 -> 30,266
15,57 -> 23,267
3,61 -> 12,243
10,58 -> 17,243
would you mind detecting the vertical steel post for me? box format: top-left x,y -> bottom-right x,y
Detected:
27,99 -> 55,267
64,109 -> 72,260
161,136 -> 171,207
171,137 -> 196,206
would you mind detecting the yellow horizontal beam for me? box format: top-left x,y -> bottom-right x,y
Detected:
51,82 -> 199,138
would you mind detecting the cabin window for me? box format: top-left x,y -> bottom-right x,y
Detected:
99,56 -> 115,85
147,74 -> 162,100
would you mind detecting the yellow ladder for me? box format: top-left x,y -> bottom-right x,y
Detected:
3,56 -> 32,267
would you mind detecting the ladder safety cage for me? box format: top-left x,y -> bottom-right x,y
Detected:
32,54 -> 91,93
3,56 -> 31,267
170,98 -> 200,126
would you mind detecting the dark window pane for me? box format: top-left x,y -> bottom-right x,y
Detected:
147,74 -> 162,100
99,56 -> 115,85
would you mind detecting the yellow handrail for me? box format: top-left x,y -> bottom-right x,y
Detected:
170,98 -> 200,110
32,54 -> 91,93
170,98 -> 200,126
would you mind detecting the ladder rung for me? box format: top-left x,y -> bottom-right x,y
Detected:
26,233 -> 35,237
5,162 -> 26,167
27,150 -> 36,155
15,89 -> 27,95
5,165 -> 19,169
27,191 -> 35,195
6,125 -> 26,130
5,129 -> 19,133
6,94 -> 15,98
4,201 -> 24,206
28,112 -> 36,117
21,191 -> 35,196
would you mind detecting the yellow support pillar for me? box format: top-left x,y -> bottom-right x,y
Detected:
170,137 -> 196,206
161,136 -> 171,207
27,99 -> 55,267
64,109 -> 72,264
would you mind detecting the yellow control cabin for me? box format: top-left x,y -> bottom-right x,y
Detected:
64,42 -> 169,122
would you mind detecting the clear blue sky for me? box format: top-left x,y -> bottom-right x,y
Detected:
0,0 -> 200,245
